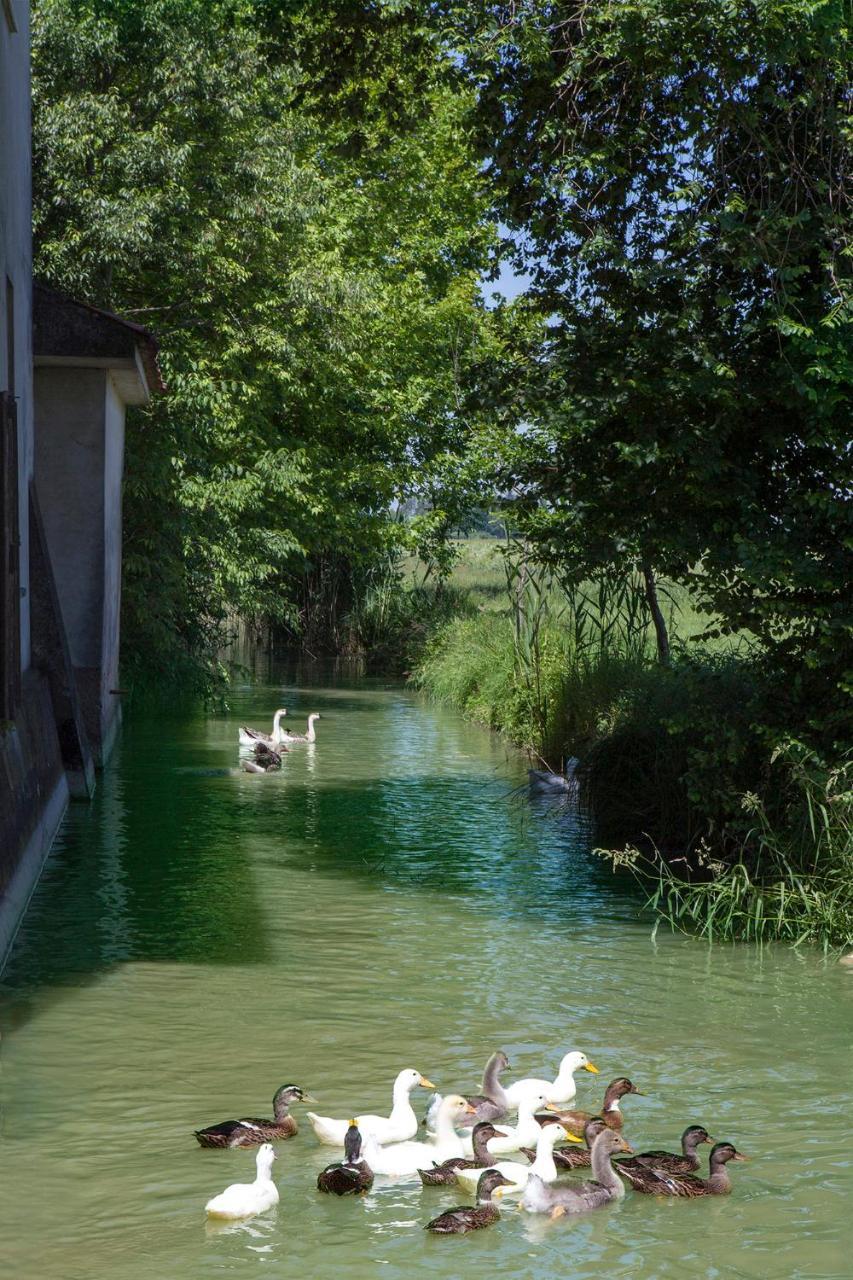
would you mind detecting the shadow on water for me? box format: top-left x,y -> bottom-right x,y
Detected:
0,671 -> 643,1035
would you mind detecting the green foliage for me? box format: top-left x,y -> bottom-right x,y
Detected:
31,0 -> 497,690
440,0 -> 853,746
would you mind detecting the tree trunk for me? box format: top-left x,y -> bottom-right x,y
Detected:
641,558 -> 671,665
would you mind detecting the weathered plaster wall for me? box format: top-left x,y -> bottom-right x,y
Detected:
34,366 -> 107,670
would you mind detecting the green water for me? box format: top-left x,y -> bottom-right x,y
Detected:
1,673 -> 850,1279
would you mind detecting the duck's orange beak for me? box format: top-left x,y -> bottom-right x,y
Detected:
418,1077 -> 435,1089
584,1062 -> 599,1073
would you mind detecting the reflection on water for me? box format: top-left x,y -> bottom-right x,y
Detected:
0,670 -> 850,1280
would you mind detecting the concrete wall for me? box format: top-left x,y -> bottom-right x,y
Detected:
34,366 -> 128,760
0,0 -> 33,671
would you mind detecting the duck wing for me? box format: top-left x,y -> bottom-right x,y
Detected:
195,1118 -> 268,1148
636,1150 -> 695,1174
317,1162 -> 373,1195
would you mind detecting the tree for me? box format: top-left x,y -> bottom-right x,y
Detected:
31,0 -> 497,683
441,0 -> 853,736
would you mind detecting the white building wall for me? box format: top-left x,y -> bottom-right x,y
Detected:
0,0 -> 33,671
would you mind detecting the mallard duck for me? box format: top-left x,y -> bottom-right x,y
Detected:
418,1121 -> 500,1185
238,709 -> 287,749
281,713 -> 321,744
424,1169 -> 512,1235
617,1141 -> 746,1197
424,1050 -> 511,1130
363,1095 -> 476,1177
307,1068 -> 434,1146
504,1050 -> 598,1109
195,1084 -> 315,1148
630,1124 -> 715,1175
205,1143 -> 279,1219
541,1076 -> 644,1133
242,742 -> 284,773
520,1115 -> 607,1170
317,1121 -> 374,1195
521,1129 -> 633,1218
455,1119 -> 580,1197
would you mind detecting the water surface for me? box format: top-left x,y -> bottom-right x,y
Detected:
1,674 -> 850,1279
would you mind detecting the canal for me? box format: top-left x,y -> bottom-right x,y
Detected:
0,671 -> 849,1278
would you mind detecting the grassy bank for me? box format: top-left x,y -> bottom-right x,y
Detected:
409,541 -> 853,950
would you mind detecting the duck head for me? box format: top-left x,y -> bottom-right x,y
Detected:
476,1168 -> 513,1202
273,1083 -> 317,1115
709,1141 -> 747,1168
682,1124 -> 714,1152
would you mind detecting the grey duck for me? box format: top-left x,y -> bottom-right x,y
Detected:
521,1128 -> 633,1218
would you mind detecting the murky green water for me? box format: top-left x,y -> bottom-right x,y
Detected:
1,671 -> 850,1279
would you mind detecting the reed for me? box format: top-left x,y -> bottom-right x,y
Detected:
596,742 -> 853,949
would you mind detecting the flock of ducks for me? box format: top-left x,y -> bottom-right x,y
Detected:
197,1048 -> 747,1231
237,708 -> 321,773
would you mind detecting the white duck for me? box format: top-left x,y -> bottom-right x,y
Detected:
454,1120 -> 578,1197
238,709 -> 287,749
362,1095 -> 476,1178
459,1090 -> 551,1157
307,1068 -> 434,1146
204,1143 -> 279,1220
503,1050 -> 598,1109
281,713 -> 321,744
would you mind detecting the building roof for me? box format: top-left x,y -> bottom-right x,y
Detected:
33,285 -> 165,403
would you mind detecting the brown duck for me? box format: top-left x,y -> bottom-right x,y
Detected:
617,1141 -> 747,1197
424,1168 -> 512,1234
317,1121 -> 374,1195
418,1121 -> 500,1186
521,1115 -> 608,1170
194,1084 -> 315,1147
540,1076 -> 644,1133
630,1124 -> 715,1175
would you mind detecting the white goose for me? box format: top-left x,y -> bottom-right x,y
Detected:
362,1095 -> 475,1178
503,1050 -> 598,1109
307,1068 -> 434,1146
281,712 -> 321,744
459,1091 -> 550,1157
204,1143 -> 279,1220
238,709 -> 287,749
454,1120 -> 578,1197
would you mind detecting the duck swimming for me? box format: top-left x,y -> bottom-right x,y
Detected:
630,1124 -> 714,1175
418,1121 -> 500,1186
363,1095 -> 476,1177
281,713 -> 321,744
520,1115 -> 607,1171
617,1141 -> 746,1197
542,1076 -> 644,1133
307,1068 -> 434,1146
521,1128 -> 633,1218
204,1143 -> 279,1220
461,1090 -> 553,1157
424,1168 -> 512,1235
238,709 -> 287,749
195,1084 -> 314,1148
455,1120 -> 580,1197
504,1050 -> 598,1109
425,1050 -> 511,1130
317,1121 -> 374,1196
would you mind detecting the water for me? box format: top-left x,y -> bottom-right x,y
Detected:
1,673 -> 850,1279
